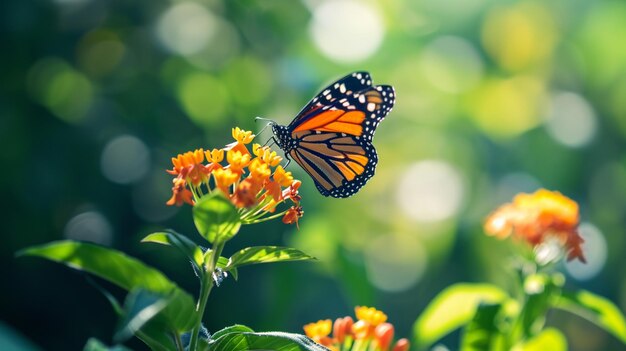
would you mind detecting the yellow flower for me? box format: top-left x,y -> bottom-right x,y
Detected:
249,158 -> 271,182
273,165 -> 294,187
303,319 -> 332,339
167,149 -> 209,187
232,127 -> 255,144
261,148 -> 282,167
303,306 -> 407,351
205,148 -> 224,163
484,189 -> 585,262
227,149 -> 251,174
165,126 -> 304,228
213,168 -> 238,194
355,306 -> 388,326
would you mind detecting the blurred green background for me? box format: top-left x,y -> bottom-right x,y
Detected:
2,0 -> 626,349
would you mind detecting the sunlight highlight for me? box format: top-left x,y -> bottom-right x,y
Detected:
545,92 -> 597,148
309,1 -> 384,62
100,135 -> 150,184
396,160 -> 464,222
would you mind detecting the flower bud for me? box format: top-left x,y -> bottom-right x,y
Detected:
374,323 -> 394,351
392,338 -> 410,351
333,316 -> 354,343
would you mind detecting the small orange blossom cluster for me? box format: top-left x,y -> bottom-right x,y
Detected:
166,127 -> 303,226
484,189 -> 585,262
303,306 -> 409,351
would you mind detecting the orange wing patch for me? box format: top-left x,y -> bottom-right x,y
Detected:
348,154 -> 368,165
333,161 -> 357,181
293,110 -> 365,136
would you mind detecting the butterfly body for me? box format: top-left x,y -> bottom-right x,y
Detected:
272,72 -> 395,198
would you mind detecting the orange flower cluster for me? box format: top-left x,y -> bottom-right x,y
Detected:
303,306 -> 409,351
484,189 -> 585,262
166,127 -> 303,226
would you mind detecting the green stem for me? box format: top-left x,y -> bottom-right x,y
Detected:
174,331 -> 184,351
189,242 -> 225,351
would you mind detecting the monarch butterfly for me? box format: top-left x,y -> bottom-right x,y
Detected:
269,72 -> 395,198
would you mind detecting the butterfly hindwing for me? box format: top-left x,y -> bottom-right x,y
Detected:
288,131 -> 377,197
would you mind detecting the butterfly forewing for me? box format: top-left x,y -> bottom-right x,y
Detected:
289,72 -> 374,128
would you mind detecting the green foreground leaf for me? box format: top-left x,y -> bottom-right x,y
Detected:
226,246 -> 316,271
553,289 -> 626,343
520,328 -> 567,351
209,330 -> 330,351
142,230 -> 204,268
193,192 -> 241,245
18,241 -> 197,332
461,303 -> 504,351
413,283 -> 508,349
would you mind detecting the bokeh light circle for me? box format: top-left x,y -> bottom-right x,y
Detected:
545,92 -> 597,148
100,135 -> 150,184
309,1 -> 384,62
419,36 -> 484,93
64,211 -> 113,245
364,233 -> 427,292
396,160 -> 465,222
156,2 -> 216,56
565,223 -> 607,281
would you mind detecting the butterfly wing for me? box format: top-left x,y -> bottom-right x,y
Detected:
288,131 -> 378,197
289,72 -> 374,128
287,82 -> 395,198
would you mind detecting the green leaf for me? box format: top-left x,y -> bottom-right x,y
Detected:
83,338 -> 132,351
226,246 -> 316,271
115,289 -> 169,342
413,283 -> 508,349
19,241 -> 176,292
552,289 -> 626,343
520,328 -> 567,351
208,331 -> 330,351
210,324 -> 255,341
216,255 -> 238,281
18,241 -> 197,332
461,303 -> 504,351
193,192 -> 241,244
141,230 -> 204,268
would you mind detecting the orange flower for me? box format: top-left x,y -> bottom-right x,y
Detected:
165,126 -> 304,227
167,149 -> 210,187
352,319 -> 371,340
303,320 -> 334,348
333,316 -> 354,343
249,158 -> 271,182
232,178 -> 262,208
283,180 -> 302,204
213,168 -> 239,194
273,165 -> 294,187
166,178 -> 194,206
392,338 -> 410,351
227,149 -> 251,175
282,206 -> 303,228
374,323 -> 394,351
304,307 -> 406,351
264,180 -> 282,202
205,148 -> 224,163
484,189 -> 585,263
355,306 -> 387,327
232,127 -> 254,144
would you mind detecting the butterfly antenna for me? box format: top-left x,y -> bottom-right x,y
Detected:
255,117 -> 275,136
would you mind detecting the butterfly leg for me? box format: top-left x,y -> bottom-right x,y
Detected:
283,154 -> 291,169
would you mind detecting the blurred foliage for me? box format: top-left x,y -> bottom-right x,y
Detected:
2,0 -> 626,350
